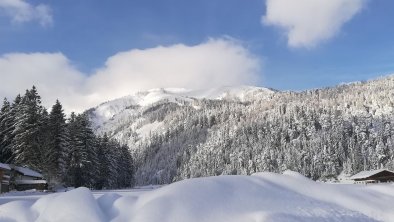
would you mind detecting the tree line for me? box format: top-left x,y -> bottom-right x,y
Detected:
0,86 -> 134,189
101,76 -> 394,185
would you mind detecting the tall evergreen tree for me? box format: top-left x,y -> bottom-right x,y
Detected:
45,100 -> 68,184
96,134 -> 110,189
12,87 -> 45,169
64,113 -> 99,188
119,144 -> 134,187
0,98 -> 12,162
0,95 -> 21,163
64,112 -> 81,186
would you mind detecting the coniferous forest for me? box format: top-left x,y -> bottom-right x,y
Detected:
0,86 -> 134,189
2,76 -> 394,188
89,76 -> 394,185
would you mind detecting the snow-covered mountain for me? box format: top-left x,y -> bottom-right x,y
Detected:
87,76 -> 394,185
88,86 -> 274,145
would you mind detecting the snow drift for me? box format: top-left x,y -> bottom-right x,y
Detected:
1,171 -> 393,222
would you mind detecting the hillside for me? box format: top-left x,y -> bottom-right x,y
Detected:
88,86 -> 274,146
88,75 -> 394,185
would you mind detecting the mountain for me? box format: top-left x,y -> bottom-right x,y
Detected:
88,86 -> 274,146
87,75 -> 394,185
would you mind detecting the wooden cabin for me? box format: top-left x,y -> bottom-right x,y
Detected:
0,163 -> 47,193
350,169 -> 394,184
12,166 -> 48,191
0,163 -> 11,193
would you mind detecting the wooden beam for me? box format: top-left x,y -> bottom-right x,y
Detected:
0,170 -> 3,193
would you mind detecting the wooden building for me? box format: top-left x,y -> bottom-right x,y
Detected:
350,169 -> 394,184
0,163 -> 11,193
12,166 -> 48,191
0,163 -> 47,193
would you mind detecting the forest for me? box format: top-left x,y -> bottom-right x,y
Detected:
89,76 -> 394,185
0,86 -> 134,189
2,75 -> 394,188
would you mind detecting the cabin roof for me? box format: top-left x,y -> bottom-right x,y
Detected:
13,166 -> 43,178
15,179 -> 47,185
0,163 -> 11,170
350,169 -> 394,180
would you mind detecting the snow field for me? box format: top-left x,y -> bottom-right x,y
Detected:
1,171 -> 393,222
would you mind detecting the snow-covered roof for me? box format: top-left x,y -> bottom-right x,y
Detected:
350,169 -> 394,180
13,166 -> 43,178
0,163 -> 11,170
15,180 -> 47,185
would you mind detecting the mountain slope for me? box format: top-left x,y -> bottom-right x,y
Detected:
88,86 -> 274,146
88,75 -> 394,185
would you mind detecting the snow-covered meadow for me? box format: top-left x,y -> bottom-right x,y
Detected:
1,171 -> 393,222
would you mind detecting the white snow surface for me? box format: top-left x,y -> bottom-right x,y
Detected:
1,171 -> 394,222
135,121 -> 163,139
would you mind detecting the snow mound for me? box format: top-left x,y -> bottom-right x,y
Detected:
1,173 -> 394,222
282,169 -> 312,179
34,187 -> 106,222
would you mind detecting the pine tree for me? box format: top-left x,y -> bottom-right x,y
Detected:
46,100 -> 68,184
72,113 -> 99,188
0,95 -> 21,163
12,86 -> 45,169
38,109 -> 51,172
64,112 -> 81,187
0,98 -> 12,162
96,134 -> 110,189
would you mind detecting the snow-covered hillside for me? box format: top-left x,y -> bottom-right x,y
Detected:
1,171 -> 393,222
88,85 -> 274,145
86,76 -> 394,185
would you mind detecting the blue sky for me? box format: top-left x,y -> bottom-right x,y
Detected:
0,0 -> 394,111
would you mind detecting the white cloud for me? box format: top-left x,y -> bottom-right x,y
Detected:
0,53 -> 87,112
262,0 -> 366,48
0,0 -> 53,27
88,38 -> 261,104
0,39 -> 262,113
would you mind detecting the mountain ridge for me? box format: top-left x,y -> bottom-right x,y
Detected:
87,74 -> 394,185
89,85 -> 274,132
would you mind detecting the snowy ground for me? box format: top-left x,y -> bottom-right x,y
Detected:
0,171 -> 393,222
0,186 -> 159,205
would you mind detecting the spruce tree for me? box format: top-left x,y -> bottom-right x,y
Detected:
0,98 -> 12,162
46,100 -> 68,184
96,134 -> 110,189
12,87 -> 45,169
119,144 -> 134,187
0,95 -> 21,163
72,113 -> 99,188
64,112 -> 81,187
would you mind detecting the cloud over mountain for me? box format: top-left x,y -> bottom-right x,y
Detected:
0,39 -> 262,112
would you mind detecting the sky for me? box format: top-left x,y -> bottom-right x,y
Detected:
1,0 -> 394,112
